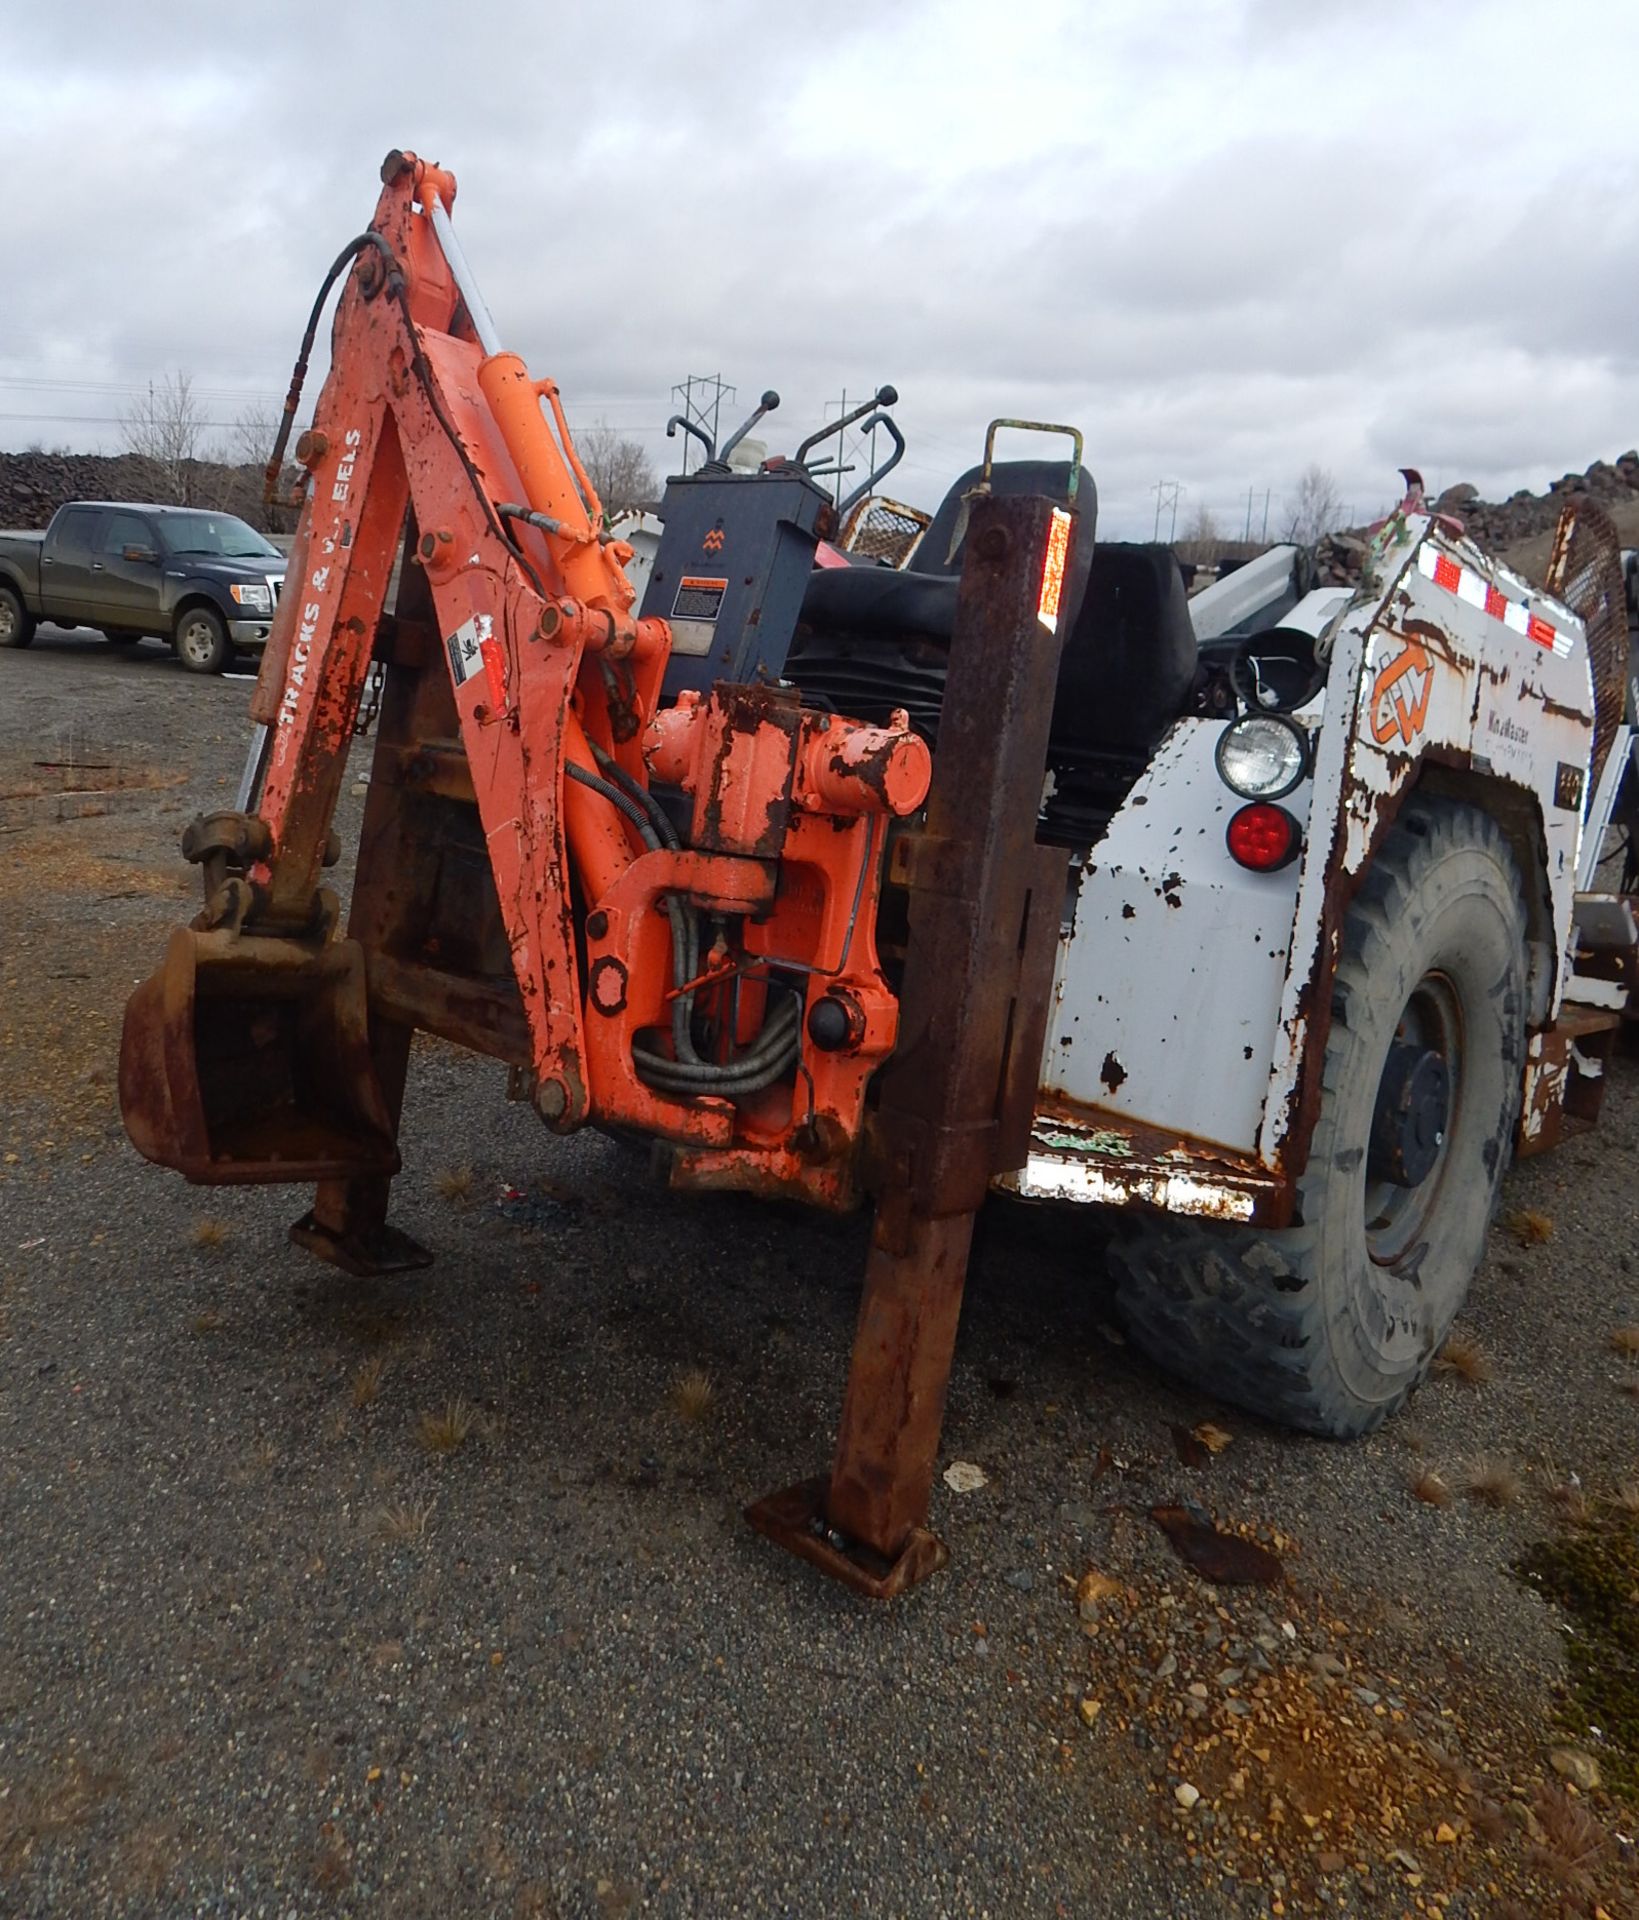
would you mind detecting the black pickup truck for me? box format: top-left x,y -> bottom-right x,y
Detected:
0,501 -> 287,674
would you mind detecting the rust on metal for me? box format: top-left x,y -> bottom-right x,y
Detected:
1000,1097 -> 1291,1226
749,490 -> 1082,1593
1544,496 -> 1627,786
119,926 -> 400,1186
744,1478 -> 949,1598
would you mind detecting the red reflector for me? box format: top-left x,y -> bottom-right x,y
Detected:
1227,803 -> 1300,872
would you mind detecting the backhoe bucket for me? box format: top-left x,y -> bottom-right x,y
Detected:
119,928 -> 400,1184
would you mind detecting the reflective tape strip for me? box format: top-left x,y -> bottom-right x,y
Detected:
1417,542 -> 1573,657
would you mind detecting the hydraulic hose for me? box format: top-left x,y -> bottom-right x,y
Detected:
562,761 -> 803,1098
262,230 -> 401,517
564,762 -> 700,1065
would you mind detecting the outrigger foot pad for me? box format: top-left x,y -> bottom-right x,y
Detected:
745,1476 -> 948,1599
287,1210 -> 434,1278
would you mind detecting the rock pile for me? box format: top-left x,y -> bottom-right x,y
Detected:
1309,451 -> 1639,590
1454,450 -> 1639,553
0,450 -> 281,533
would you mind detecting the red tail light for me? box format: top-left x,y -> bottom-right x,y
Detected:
1227,802 -> 1301,871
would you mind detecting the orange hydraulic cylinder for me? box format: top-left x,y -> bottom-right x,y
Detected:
476,352 -> 631,615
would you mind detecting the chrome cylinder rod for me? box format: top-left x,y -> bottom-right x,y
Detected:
425,191 -> 502,357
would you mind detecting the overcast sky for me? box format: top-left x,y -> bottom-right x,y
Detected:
5,0 -> 1637,538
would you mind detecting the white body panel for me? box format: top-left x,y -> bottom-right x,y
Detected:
1041,721 -> 1309,1151
1013,514 -> 1597,1215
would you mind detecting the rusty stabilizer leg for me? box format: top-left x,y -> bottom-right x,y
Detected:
747,492 -> 1074,1596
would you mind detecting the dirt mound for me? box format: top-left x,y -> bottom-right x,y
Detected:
0,449 -> 283,534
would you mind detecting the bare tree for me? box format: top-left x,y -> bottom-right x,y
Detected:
1282,464 -> 1344,545
224,405 -> 278,472
122,372 -> 206,504
1179,502 -> 1223,563
211,406 -> 282,523
576,422 -> 658,515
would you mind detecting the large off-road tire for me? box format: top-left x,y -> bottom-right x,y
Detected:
0,584 -> 35,648
174,604 -> 230,674
1111,798 -> 1527,1438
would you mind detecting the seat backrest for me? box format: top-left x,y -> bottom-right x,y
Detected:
916,460 -> 1095,564
914,458 -> 1098,640
1052,543 -> 1199,758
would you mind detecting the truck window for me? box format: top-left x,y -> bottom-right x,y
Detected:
52,508 -> 100,558
102,512 -> 152,555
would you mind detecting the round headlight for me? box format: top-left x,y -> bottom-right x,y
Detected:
1215,713 -> 1309,801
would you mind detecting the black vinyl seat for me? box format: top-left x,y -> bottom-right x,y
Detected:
799,459 -> 1096,645
790,466 -> 1199,814
1054,542 -> 1198,758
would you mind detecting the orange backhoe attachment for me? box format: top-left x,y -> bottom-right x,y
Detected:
120,149 -> 920,1206
118,151 -> 1081,1595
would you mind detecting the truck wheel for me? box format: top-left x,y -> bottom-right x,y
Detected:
1110,799 -> 1527,1438
0,585 -> 35,648
175,606 -> 230,674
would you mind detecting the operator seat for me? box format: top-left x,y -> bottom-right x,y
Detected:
799,458 -> 1097,646
793,466 -> 1200,776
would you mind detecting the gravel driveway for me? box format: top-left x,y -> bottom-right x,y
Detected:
2,629 -> 1635,1917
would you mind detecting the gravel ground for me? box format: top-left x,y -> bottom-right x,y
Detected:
2,628 -> 1636,1918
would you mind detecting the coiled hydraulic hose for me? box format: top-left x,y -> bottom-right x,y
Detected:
563,761 -> 802,1098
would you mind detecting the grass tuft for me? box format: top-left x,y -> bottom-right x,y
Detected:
417,1397 -> 475,1453
1548,1479 -> 1592,1527
1432,1330 -> 1492,1385
1608,1324 -> 1639,1358
1503,1206 -> 1553,1247
1461,1456 -> 1519,1508
191,1308 -> 225,1336
350,1356 -> 386,1409
670,1368 -> 716,1423
1526,1782 -> 1607,1896
311,1828 -> 352,1892
371,1499 -> 434,1544
1410,1466 -> 1452,1508
434,1165 -> 476,1205
190,1218 -> 229,1251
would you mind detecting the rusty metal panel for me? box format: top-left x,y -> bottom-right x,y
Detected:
995,1103 -> 1288,1225
1545,496 -> 1627,790
994,843 -> 1070,1173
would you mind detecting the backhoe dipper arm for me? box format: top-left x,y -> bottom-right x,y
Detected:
124,150 -> 927,1203
239,151 -> 659,1129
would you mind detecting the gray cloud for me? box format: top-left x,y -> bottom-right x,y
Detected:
4,0 -> 1635,537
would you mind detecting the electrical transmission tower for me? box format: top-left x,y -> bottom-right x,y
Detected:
669,373 -> 736,474
1151,479 -> 1184,542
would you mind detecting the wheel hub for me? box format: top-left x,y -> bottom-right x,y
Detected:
1367,1042 -> 1450,1188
